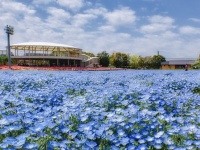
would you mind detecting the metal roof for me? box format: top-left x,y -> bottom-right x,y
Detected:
161,60 -> 196,65
11,42 -> 77,48
10,42 -> 81,51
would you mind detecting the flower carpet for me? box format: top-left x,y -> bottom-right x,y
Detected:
0,70 -> 199,149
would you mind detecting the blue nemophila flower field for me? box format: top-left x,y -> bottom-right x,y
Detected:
0,70 -> 199,150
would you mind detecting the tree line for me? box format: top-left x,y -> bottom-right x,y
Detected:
97,51 -> 166,69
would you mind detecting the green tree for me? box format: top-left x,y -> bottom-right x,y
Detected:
113,52 -> 123,68
82,51 -> 95,57
130,55 -> 140,69
192,54 -> 200,69
143,56 -> 152,69
110,52 -> 130,68
0,56 -> 8,65
151,55 -> 166,69
121,53 -> 130,68
97,51 -> 110,67
110,52 -> 115,66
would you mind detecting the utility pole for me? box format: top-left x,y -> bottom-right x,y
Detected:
4,25 -> 14,69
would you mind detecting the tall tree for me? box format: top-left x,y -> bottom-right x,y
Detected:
130,55 -> 140,69
110,52 -> 115,66
0,56 -> 8,65
122,53 -> 130,68
151,55 -> 166,69
138,56 -> 144,69
97,51 -> 110,67
143,56 -> 152,69
113,52 -> 123,68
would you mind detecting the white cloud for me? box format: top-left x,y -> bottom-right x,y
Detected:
179,26 -> 200,35
104,7 -> 136,27
0,1 -> 35,15
32,0 -> 53,5
140,15 -> 175,33
98,25 -> 116,32
0,0 -> 37,48
84,7 -> 107,16
72,13 -> 97,27
149,15 -> 174,24
46,7 -> 71,22
57,0 -> 84,10
189,18 -> 200,23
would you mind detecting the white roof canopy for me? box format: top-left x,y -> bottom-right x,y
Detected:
11,42 -> 81,52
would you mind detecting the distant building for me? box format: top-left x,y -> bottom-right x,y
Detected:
0,50 -> 14,56
10,42 -> 99,67
161,59 -> 196,70
0,50 -> 7,56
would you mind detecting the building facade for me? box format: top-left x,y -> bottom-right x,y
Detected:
10,42 -> 98,67
161,59 -> 196,70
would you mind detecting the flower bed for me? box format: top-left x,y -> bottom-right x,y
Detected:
0,70 -> 199,149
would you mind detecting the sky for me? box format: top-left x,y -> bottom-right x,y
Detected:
0,0 -> 200,59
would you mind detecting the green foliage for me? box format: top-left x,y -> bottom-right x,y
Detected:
97,51 -> 110,67
0,55 -> 8,65
97,51 -> 166,69
82,51 -> 95,57
37,135 -> 55,150
192,55 -> 200,69
113,52 -> 123,68
25,97 -> 34,103
98,138 -> 111,150
110,52 -> 130,68
121,53 -> 130,67
151,55 -> 166,69
130,55 -> 140,69
192,87 -> 200,95
69,115 -> 80,131
143,56 -> 152,69
171,134 -> 186,146
0,129 -> 26,143
66,88 -> 86,96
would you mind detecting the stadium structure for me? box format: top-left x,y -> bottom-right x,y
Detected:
9,42 -> 98,67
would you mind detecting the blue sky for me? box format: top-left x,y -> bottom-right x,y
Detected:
0,0 -> 200,58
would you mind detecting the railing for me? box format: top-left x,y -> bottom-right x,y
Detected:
14,53 -> 80,58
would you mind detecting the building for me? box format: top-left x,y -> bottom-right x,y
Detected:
10,42 -> 98,67
161,59 -> 196,70
0,50 -> 7,56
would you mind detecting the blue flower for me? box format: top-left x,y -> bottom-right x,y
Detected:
2,137 -> 17,146
23,143 -> 38,149
120,137 -> 129,146
136,144 -> 147,150
85,141 -> 97,149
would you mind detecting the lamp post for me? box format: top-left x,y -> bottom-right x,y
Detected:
4,25 -> 14,69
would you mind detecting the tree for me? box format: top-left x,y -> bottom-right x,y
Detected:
192,54 -> 200,69
110,53 -> 115,66
97,51 -> 110,67
138,56 -> 144,69
151,55 -> 166,69
82,51 -> 95,57
0,56 -> 8,65
143,56 -> 152,69
113,52 -> 123,68
130,55 -> 140,69
110,52 -> 130,68
121,53 -> 130,68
